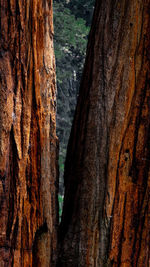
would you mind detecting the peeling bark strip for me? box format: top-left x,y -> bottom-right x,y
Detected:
0,1 -> 58,266
59,0 -> 150,266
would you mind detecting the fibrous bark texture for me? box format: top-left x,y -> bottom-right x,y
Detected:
0,1 -> 58,266
58,0 -> 150,266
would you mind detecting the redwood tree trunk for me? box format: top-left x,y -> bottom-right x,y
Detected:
0,1 -> 58,266
58,0 -> 150,266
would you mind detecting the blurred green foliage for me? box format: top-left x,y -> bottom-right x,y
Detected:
53,0 -> 95,202
54,2 -> 89,85
59,155 -> 64,172
67,0 -> 95,26
58,194 -> 64,221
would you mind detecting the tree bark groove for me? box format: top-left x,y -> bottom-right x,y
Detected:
0,1 -> 58,266
58,0 -> 150,266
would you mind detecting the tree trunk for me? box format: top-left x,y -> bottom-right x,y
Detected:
58,0 -> 150,266
0,1 -> 58,266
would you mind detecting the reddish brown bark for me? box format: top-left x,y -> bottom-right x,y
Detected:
0,1 -> 58,266
58,0 -> 150,266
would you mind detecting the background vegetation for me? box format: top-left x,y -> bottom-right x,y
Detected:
53,0 -> 95,218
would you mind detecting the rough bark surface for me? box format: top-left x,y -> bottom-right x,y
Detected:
58,0 -> 150,266
0,1 -> 58,266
